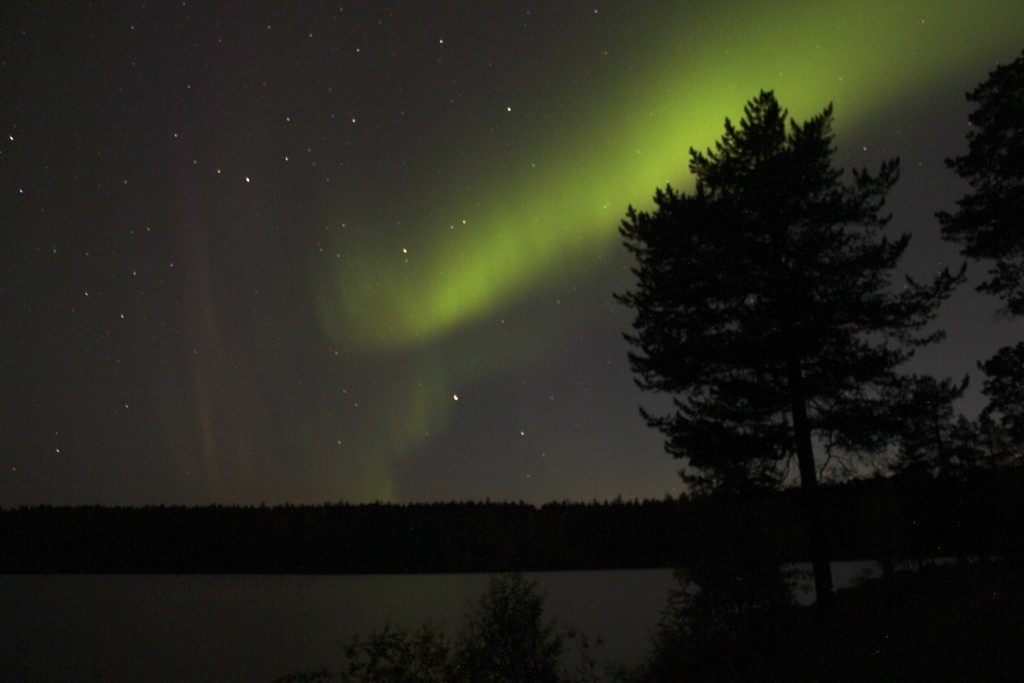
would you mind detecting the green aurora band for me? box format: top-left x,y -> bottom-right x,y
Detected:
316,2 -> 1023,352
308,2 -> 1024,501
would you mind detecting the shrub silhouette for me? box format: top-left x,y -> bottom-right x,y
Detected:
456,573 -> 565,683
342,621 -> 454,683
275,573 -> 599,683
631,564 -> 795,682
623,515 -> 796,683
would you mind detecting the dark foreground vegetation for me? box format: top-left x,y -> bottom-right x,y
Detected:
2,468 -> 1022,574
274,561 -> 1024,682
748,561 -> 1024,682
275,573 -> 605,683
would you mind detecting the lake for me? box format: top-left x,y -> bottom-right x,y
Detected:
1,562 -> 878,682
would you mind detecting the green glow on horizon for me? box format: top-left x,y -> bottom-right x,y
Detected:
315,2 -> 1023,352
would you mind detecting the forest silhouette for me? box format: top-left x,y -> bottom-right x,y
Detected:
3,468 -> 1021,574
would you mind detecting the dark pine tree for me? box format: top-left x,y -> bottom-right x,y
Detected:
891,375 -> 972,477
939,50 -> 1024,444
617,91 -> 963,611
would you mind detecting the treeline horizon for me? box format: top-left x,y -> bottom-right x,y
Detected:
3,466 -> 1022,574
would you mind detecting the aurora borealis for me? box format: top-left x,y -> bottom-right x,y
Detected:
3,1 -> 1024,506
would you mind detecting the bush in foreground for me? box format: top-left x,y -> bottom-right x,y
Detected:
275,573 -> 601,683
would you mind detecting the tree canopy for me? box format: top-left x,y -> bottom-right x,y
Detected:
939,50 -> 1024,316
940,50 -> 1024,444
618,90 -> 961,491
617,91 -> 963,605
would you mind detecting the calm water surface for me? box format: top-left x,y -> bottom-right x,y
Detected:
1,563 -> 876,682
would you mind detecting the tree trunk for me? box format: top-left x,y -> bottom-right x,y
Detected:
788,363 -> 834,613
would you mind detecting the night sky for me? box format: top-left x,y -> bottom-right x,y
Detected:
3,1 -> 1023,507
